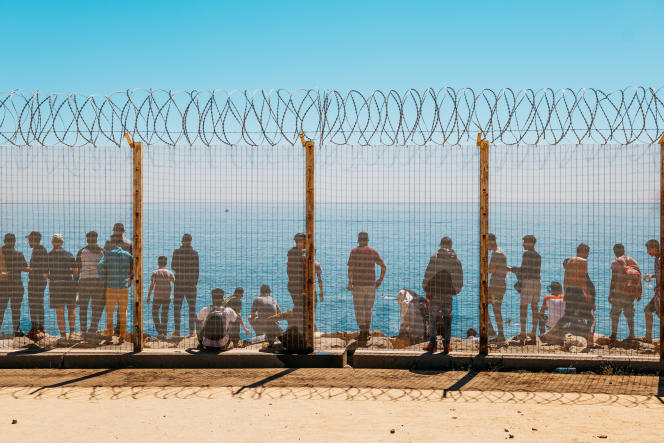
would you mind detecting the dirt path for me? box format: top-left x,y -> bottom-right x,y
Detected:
0,369 -> 662,442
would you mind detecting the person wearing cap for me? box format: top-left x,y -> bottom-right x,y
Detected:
508,235 -> 541,340
538,282 -> 566,333
0,233 -> 29,336
46,234 -> 78,339
97,233 -> 133,342
346,232 -> 386,345
422,237 -> 464,353
76,231 -> 105,337
487,233 -> 507,342
103,223 -> 133,254
171,233 -> 200,337
249,285 -> 283,350
26,231 -> 48,337
287,233 -> 306,329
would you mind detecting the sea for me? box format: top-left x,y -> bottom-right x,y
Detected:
0,202 -> 660,340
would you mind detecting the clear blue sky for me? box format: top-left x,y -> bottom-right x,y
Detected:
1,0 -> 662,94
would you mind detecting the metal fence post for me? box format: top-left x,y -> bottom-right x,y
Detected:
659,133 -> 664,360
300,134 -> 316,351
478,133 -> 489,355
126,133 -> 144,352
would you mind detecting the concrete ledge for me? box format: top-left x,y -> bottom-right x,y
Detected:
0,349 -> 346,369
351,351 -> 664,373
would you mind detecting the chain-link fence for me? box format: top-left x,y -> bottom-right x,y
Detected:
1,143 -> 660,358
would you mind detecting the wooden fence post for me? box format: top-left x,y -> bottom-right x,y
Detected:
478,133 -> 489,355
126,132 -> 143,352
659,133 -> 664,359
300,134 -> 316,352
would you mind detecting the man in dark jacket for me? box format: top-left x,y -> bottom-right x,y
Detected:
46,234 -> 78,339
422,237 -> 463,353
26,231 -> 48,337
287,233 -> 306,330
0,233 -> 28,336
172,233 -> 199,337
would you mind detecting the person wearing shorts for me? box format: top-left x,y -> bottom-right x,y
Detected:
564,243 -> 595,347
643,239 -> 661,343
147,256 -> 175,339
46,234 -> 77,339
487,233 -> 507,341
608,243 -> 636,341
508,235 -> 541,339
347,232 -> 386,345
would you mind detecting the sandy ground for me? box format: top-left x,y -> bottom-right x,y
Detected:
0,369 -> 662,442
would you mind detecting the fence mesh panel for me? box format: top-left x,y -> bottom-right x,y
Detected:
490,144 -> 660,356
0,143 -> 660,358
0,145 -> 133,351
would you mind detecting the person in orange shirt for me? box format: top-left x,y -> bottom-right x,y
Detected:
563,243 -> 595,348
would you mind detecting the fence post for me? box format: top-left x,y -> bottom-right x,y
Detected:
659,132 -> 664,360
300,134 -> 316,352
477,133 -> 489,355
126,133 -> 144,352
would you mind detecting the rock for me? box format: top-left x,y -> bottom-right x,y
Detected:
366,336 -> 393,349
563,334 -> 587,351
318,337 -> 347,348
390,429 -> 395,434
594,334 -> 611,346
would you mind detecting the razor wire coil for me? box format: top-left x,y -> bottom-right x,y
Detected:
0,87 -> 663,147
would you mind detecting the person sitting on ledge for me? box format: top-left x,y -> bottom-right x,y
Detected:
197,288 -> 249,351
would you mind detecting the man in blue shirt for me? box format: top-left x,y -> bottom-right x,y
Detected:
97,233 -> 133,343
45,234 -> 77,339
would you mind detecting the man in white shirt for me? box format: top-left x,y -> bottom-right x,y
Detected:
197,288 -> 249,350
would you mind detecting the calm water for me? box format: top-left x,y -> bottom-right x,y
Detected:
0,202 -> 660,339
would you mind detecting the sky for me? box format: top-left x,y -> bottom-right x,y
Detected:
1,0 -> 662,94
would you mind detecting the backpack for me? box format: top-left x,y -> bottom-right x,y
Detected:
617,257 -> 642,301
200,306 -> 226,341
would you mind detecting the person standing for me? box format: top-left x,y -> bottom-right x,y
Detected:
287,233 -> 306,329
75,231 -> 105,337
642,239 -> 661,343
103,223 -> 133,254
487,233 -> 507,342
608,243 -> 639,342
171,233 -> 199,337
508,235 -> 541,340
26,231 -> 48,337
422,237 -> 464,353
346,232 -> 386,345
46,234 -> 78,339
97,233 -> 133,342
147,256 -> 175,339
564,243 -> 596,347
0,233 -> 28,336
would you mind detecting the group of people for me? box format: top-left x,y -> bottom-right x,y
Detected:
1,223 -> 662,353
0,223 -> 134,342
484,234 -> 662,352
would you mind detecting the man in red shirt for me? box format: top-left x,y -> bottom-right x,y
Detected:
346,232 -> 386,345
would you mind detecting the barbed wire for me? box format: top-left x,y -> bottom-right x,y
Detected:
0,87 -> 662,147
